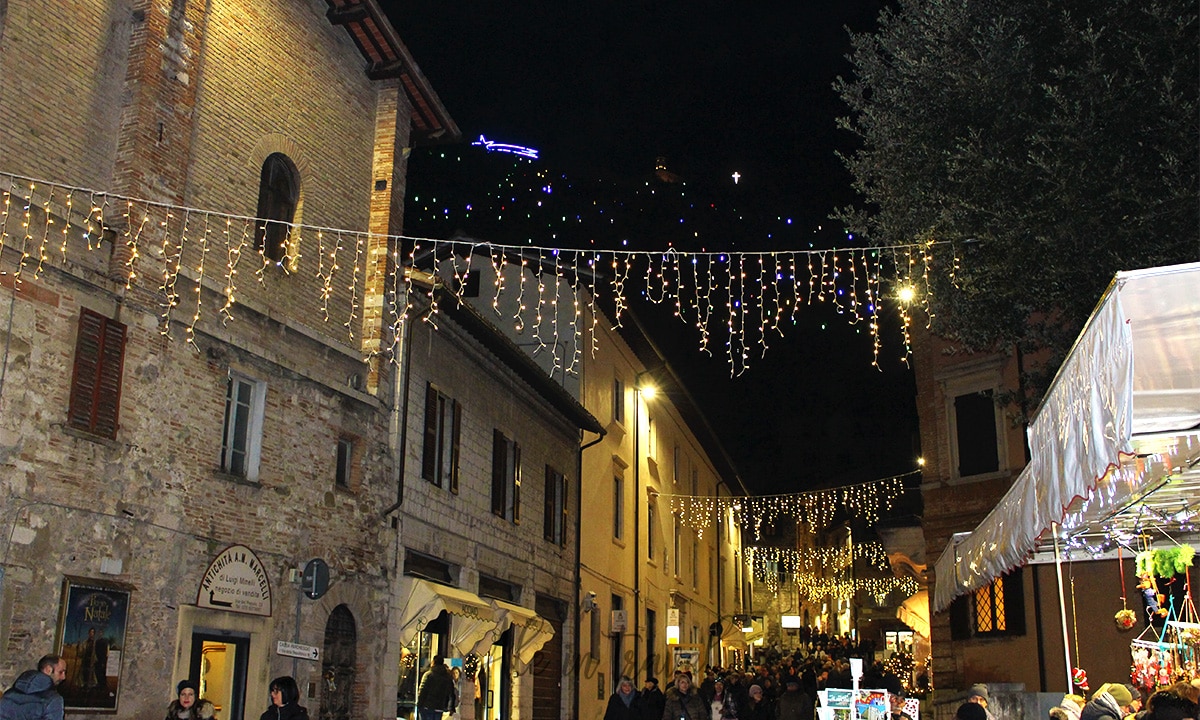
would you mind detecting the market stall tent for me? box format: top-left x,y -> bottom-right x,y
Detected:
934,262 -> 1200,613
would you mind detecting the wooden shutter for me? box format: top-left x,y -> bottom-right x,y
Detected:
449,400 -> 461,494
421,383 -> 438,482
491,429 -> 506,516
512,441 -> 521,524
1002,568 -> 1027,635
67,309 -> 126,439
561,474 -> 568,546
543,466 -> 554,541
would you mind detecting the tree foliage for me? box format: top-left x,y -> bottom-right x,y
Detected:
835,0 -> 1198,408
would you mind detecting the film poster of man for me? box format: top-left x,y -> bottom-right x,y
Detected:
55,578 -> 131,712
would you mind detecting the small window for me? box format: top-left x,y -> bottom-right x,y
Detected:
422,383 -> 461,493
612,376 -> 625,425
612,474 -> 624,539
491,430 -> 521,522
647,501 -> 656,560
954,389 -> 1000,477
221,373 -> 266,481
403,550 -> 453,583
672,444 -> 680,484
254,153 -> 300,263
544,466 -> 567,546
67,309 -> 127,439
336,438 -> 354,488
950,568 -> 1026,638
673,516 -> 682,577
479,574 -> 518,603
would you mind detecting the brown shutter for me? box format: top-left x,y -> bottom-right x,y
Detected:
422,383 -> 437,482
491,429 -> 506,516
561,474 -> 569,546
449,400 -> 461,494
512,441 -> 521,524
544,466 -> 554,541
67,309 -> 125,439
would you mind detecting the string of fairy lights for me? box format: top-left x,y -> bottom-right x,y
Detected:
744,542 -> 890,579
664,471 -> 914,539
0,172 -> 956,375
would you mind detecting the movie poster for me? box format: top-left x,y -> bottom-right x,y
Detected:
55,578 -> 131,713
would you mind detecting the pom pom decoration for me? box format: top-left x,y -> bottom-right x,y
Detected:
1114,609 -> 1137,631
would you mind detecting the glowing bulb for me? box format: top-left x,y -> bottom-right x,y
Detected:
897,285 -> 916,303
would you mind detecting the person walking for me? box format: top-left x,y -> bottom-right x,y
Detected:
261,676 -> 308,720
606,677 -> 642,720
0,655 -> 67,720
165,680 -> 214,720
416,656 -> 456,720
663,674 -> 707,720
774,678 -> 813,720
639,678 -> 667,720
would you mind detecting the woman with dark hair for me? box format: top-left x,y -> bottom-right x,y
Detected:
261,676 -> 309,720
165,680 -> 215,720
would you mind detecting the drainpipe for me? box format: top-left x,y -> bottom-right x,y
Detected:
633,388 -> 641,684
575,430 -> 605,720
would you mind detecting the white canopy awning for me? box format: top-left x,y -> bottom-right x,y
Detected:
934,263 -> 1200,612
897,590 -> 930,638
490,598 -> 555,666
397,577 -> 498,655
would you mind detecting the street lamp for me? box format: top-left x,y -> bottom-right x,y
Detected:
632,371 -> 656,683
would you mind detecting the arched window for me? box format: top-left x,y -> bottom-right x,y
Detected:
320,604 -> 356,720
254,153 -> 299,263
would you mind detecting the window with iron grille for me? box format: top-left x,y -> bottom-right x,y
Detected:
67,309 -> 126,439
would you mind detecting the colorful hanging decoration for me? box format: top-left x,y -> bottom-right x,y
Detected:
1116,545 -> 1138,631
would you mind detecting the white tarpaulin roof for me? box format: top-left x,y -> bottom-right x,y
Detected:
397,577 -> 498,654
934,263 -> 1200,612
897,590 -> 930,638
488,598 -> 555,666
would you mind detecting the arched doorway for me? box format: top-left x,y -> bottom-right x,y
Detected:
320,605 -> 356,720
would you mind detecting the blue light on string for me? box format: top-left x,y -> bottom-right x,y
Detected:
472,134 -> 540,159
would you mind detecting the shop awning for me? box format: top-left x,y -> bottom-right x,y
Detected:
490,598 -> 555,666
933,263 -> 1200,612
397,577 -> 498,654
897,590 -> 930,638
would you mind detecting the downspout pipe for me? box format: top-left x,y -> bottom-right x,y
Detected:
575,430 -> 605,720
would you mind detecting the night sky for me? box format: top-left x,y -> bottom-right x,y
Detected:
383,1 -> 920,502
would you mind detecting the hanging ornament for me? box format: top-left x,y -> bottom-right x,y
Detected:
1115,546 -> 1137,631
1072,667 -> 1089,693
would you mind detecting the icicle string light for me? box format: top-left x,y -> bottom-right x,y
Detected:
664,470 -> 916,538
744,542 -> 890,578
0,172 -> 953,375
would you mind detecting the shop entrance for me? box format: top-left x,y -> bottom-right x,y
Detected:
189,632 -> 249,720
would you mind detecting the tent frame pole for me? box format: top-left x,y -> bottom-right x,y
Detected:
1053,522 -> 1073,690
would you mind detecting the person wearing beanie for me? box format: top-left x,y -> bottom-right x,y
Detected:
743,684 -> 772,720
1081,684 -> 1135,720
165,680 -> 214,720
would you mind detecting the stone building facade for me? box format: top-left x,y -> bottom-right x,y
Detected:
390,281 -> 600,720
0,1 -> 471,719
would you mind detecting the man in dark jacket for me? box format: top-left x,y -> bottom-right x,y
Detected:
639,678 -> 667,720
775,678 -> 814,720
0,655 -> 67,720
415,656 -> 456,720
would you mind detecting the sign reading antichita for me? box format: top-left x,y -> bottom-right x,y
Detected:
197,545 -> 272,616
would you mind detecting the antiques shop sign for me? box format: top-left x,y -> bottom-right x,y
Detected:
197,545 -> 272,616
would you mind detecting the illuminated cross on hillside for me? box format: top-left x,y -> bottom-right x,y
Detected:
732,171 -> 741,184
